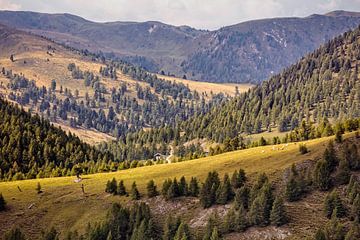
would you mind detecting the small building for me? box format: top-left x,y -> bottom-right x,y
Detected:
154,153 -> 165,161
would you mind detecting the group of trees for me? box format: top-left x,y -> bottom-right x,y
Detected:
200,169 -> 246,208
161,176 -> 200,200
0,98 -> 116,181
178,26 -> 360,144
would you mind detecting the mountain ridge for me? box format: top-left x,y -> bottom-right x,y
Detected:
1,10 -> 360,83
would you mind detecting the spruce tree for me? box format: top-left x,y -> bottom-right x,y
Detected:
189,177 -> 199,197
234,186 -> 249,210
314,229 -> 326,240
345,220 -> 360,240
4,228 -> 26,240
173,222 -> 191,240
117,180 -> 127,196
216,173 -> 234,204
162,179 -> 172,197
131,182 -> 140,200
146,180 -> 158,198
248,196 -> 264,226
36,182 -> 42,194
234,205 -> 247,232
336,159 -> 351,185
179,176 -> 188,196
0,193 -> 6,211
270,197 -> 288,226
209,227 -> 220,240
314,160 -> 332,191
163,215 -> 181,240
352,194 -> 360,222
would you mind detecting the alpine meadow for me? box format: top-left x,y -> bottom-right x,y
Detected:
0,2 -> 360,240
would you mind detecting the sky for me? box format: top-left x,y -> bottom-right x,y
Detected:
0,0 -> 360,30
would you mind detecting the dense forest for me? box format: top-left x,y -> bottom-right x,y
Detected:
0,98 -> 115,181
101,26 -> 360,160
178,26 -> 360,143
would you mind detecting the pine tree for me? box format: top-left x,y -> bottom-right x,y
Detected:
216,173 -> 234,204
336,159 -> 351,185
209,227 -> 220,240
223,208 -> 236,233
0,193 -> 6,211
163,215 -> 181,240
42,227 -> 59,240
234,186 -> 249,210
203,214 -> 217,240
162,179 -> 172,197
248,196 -> 264,226
173,222 -> 191,240
146,180 -> 158,198
117,180 -> 127,196
36,182 -> 42,194
285,175 -> 302,202
234,205 -> 247,232
4,228 -> 26,240
231,169 -> 246,189
314,229 -> 326,240
314,160 -> 332,191
345,220 -> 360,240
178,176 -> 188,196
200,171 -> 220,208
324,190 -> 346,218
270,197 -> 288,226
352,194 -> 360,222
131,182 -> 140,200
189,177 -> 199,197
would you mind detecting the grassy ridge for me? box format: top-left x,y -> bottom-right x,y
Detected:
0,134 -> 338,238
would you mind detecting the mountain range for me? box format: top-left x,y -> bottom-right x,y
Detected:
1,10 -> 360,83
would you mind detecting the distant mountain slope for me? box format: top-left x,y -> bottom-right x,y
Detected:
0,10 -> 360,83
178,25 -> 360,143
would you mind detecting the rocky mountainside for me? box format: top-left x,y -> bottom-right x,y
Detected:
0,10 -> 360,83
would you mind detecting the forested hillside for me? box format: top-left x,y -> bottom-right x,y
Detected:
0,98 -> 113,181
0,24 -> 240,162
0,10 -> 360,83
178,25 -> 360,144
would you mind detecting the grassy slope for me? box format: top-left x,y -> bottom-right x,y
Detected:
156,74 -> 253,97
0,134 -> 340,239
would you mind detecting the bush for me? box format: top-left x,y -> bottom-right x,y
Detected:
299,144 -> 308,154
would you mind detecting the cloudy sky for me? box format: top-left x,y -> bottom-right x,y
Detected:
1,0 -> 360,30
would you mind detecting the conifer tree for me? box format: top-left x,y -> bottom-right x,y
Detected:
173,222 -> 191,240
209,227 -> 220,240
203,214 -> 217,240
163,215 -> 181,240
179,176 -> 188,196
248,196 -> 264,226
324,190 -> 346,218
189,177 -> 199,197
314,160 -> 332,191
336,159 -> 351,185
234,186 -> 249,210
234,205 -> 247,232
270,197 -> 288,226
117,180 -> 127,196
146,180 -> 158,198
345,220 -> 360,240
216,173 -> 234,204
352,194 -> 360,222
314,229 -> 326,240
0,193 -> 6,211
162,179 -> 172,197
131,182 -> 140,200
36,182 -> 42,194
4,228 -> 26,240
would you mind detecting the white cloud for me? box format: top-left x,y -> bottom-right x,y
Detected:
0,0 -> 21,10
6,0 -> 360,30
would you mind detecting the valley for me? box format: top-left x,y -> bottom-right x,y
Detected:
0,5 -> 360,240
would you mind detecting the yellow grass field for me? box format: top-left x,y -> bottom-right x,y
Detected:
156,74 -> 254,96
0,134 -> 340,238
